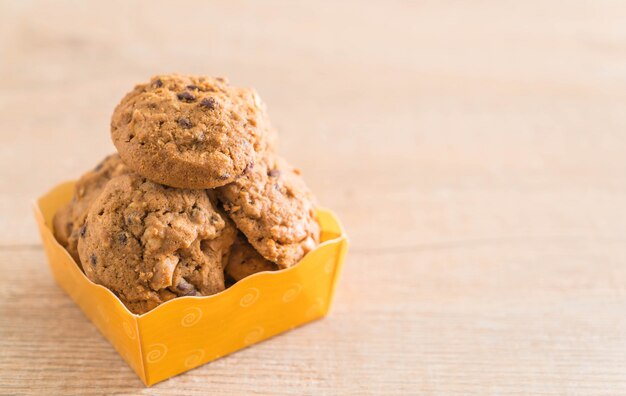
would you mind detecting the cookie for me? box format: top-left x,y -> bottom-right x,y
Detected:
52,201 -> 74,248
77,173 -> 236,314
225,235 -> 277,282
111,74 -> 275,189
53,154 -> 130,264
216,155 -> 320,268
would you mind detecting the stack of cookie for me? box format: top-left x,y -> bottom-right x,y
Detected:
53,75 -> 320,314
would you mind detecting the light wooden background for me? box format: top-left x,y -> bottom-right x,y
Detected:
2,1 -> 626,395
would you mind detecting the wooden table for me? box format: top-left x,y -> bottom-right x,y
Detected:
2,1 -> 626,394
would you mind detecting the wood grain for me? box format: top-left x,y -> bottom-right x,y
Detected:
2,0 -> 626,394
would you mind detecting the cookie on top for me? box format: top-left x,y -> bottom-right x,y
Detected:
111,74 -> 274,189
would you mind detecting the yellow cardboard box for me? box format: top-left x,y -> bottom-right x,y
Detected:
33,181 -> 348,386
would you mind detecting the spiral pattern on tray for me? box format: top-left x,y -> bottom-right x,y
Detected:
239,287 -> 260,307
180,307 -> 203,327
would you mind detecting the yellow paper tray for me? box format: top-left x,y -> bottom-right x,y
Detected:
33,181 -> 348,386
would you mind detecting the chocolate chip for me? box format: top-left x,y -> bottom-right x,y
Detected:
178,118 -> 193,129
118,233 -> 127,244
89,254 -> 97,266
94,160 -> 104,171
268,169 -> 281,178
177,280 -> 193,291
199,97 -> 216,110
126,216 -> 133,225
177,279 -> 199,296
153,79 -> 163,88
177,91 -> 196,102
186,84 -> 199,90
79,224 -> 87,237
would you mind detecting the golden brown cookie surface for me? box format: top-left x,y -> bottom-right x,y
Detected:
225,235 -> 277,282
111,74 -> 274,189
217,155 -> 320,268
52,201 -> 73,248
53,154 -> 130,265
77,173 -> 236,314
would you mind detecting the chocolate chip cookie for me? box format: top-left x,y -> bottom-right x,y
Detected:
111,74 -> 275,189
77,173 -> 236,314
225,235 -> 277,282
52,201 -> 73,248
53,154 -> 130,264
216,155 -> 320,268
